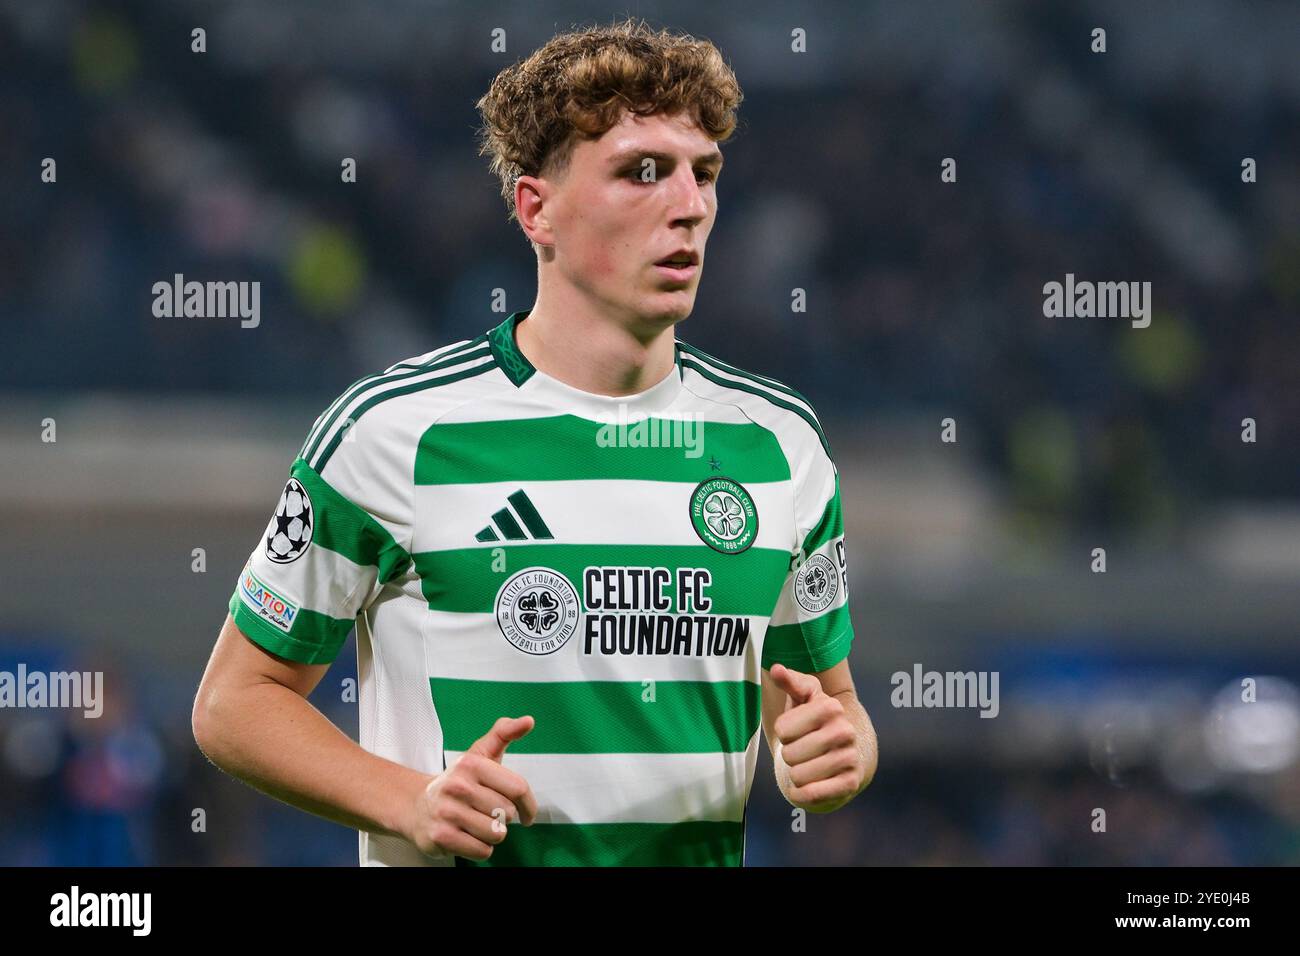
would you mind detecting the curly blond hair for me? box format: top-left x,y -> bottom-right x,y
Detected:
475,17 -> 743,223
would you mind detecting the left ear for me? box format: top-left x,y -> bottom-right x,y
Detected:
515,174 -> 555,247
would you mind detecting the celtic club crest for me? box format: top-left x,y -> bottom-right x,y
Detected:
689,477 -> 758,554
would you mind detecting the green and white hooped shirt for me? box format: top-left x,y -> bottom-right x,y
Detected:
230,309 -> 854,866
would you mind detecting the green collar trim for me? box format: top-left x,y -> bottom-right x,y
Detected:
488,308 -> 685,388
488,310 -> 537,386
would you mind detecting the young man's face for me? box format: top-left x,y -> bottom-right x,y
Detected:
529,109 -> 723,329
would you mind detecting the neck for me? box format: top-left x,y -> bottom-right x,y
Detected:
516,287 -> 679,397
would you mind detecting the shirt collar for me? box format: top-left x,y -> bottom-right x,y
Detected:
487,309 -> 687,418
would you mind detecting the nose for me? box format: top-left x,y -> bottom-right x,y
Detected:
667,164 -> 710,228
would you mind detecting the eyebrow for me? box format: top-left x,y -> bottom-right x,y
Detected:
607,148 -> 725,171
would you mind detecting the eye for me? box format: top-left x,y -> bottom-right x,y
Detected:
626,169 -> 652,183
695,168 -> 716,184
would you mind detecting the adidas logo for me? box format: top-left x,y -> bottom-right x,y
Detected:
475,489 -> 555,542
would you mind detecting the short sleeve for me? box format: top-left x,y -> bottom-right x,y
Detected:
762,450 -> 853,673
229,404 -> 415,664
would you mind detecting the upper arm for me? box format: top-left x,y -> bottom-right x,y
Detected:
206,612 -> 332,700
226,457 -> 409,667
192,613 -> 331,746
760,411 -> 856,755
224,394 -> 416,668
762,412 -> 854,675
197,391 -> 413,741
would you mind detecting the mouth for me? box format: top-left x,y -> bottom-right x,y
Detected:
655,250 -> 700,282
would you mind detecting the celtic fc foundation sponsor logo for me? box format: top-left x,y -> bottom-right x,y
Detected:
794,553 -> 839,613
689,477 -> 757,554
494,567 -> 580,655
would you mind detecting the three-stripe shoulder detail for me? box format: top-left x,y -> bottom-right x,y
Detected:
303,336 -> 497,471
676,342 -> 832,460
300,335 -> 486,460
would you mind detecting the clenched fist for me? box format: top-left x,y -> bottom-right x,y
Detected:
768,663 -> 870,813
406,715 -> 539,860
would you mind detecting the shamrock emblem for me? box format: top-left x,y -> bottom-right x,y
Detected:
704,491 -> 745,539
805,564 -> 828,598
517,589 -> 559,635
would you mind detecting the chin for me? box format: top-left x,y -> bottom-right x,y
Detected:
637,303 -> 693,327
636,290 -> 697,325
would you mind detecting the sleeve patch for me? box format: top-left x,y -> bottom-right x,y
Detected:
237,564 -> 301,633
794,553 -> 840,613
264,477 -> 314,563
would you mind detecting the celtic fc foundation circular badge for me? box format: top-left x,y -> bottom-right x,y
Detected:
794,553 -> 839,613
690,477 -> 758,553
495,567 -> 580,655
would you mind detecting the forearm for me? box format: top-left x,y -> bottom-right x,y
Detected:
194,678 -> 432,840
773,689 -> 877,812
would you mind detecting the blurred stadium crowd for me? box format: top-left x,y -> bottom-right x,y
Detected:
1,0 -> 1297,865
4,1 -> 1298,527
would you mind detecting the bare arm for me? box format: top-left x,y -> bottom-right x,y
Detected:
761,658 -> 877,813
191,613 -> 432,840
193,613 -> 539,860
